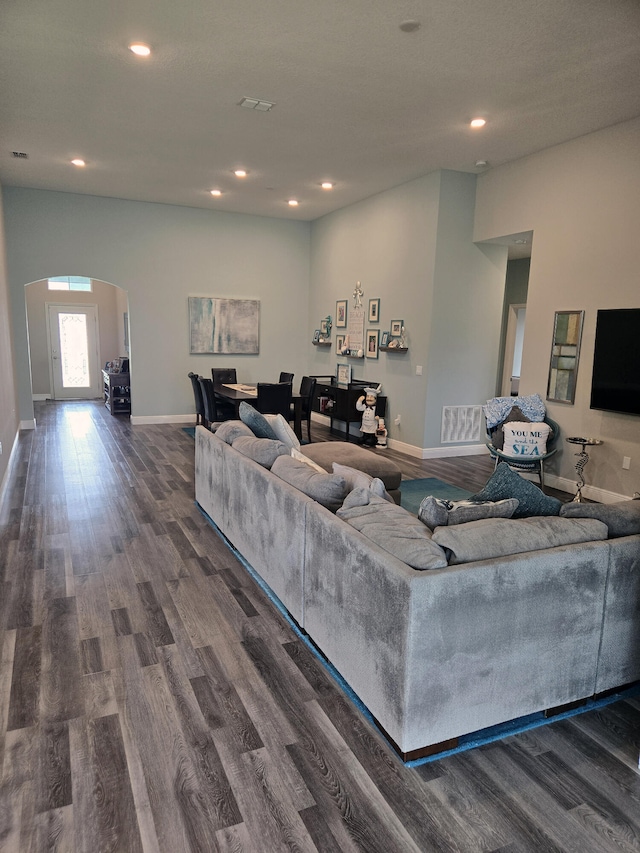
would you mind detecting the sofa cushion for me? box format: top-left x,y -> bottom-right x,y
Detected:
264,413 -> 300,450
301,442 -> 402,491
333,462 -> 393,503
418,496 -> 519,530
231,436 -> 289,468
502,421 -> 551,457
214,419 -> 255,444
271,454 -> 347,511
559,499 -> 640,538
432,516 -> 609,565
337,494 -> 448,570
291,447 -> 326,472
470,462 -> 562,518
239,401 -> 278,440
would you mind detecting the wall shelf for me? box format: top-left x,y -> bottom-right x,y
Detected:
379,345 -> 409,353
312,341 -> 332,347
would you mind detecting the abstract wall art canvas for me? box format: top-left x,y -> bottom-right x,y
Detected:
189,297 -> 260,354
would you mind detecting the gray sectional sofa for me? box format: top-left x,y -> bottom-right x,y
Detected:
195,425 -> 640,760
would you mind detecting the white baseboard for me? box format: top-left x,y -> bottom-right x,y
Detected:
540,472 -> 629,504
130,414 -> 195,426
20,419 -> 36,430
32,394 -> 51,401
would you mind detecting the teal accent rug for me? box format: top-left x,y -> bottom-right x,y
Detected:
182,426 -> 196,438
400,477 -> 472,514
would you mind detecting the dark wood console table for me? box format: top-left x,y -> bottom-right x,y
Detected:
102,370 -> 131,415
312,378 -> 386,442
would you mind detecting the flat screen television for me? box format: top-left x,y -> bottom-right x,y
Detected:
590,308 -> 640,416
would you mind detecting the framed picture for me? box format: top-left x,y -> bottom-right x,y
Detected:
336,299 -> 348,328
380,331 -> 390,347
320,318 -> 330,336
313,329 -> 321,342
189,296 -> 260,354
336,334 -> 345,352
368,298 -> 380,323
366,328 -> 379,359
547,310 -> 584,404
337,363 -> 351,387
390,319 -> 403,337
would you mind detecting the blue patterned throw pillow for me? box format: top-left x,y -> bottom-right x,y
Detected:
238,401 -> 278,440
470,462 -> 561,518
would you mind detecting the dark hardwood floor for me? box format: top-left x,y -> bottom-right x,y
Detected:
0,401 -> 638,852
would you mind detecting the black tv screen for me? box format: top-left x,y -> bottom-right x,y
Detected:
590,308 -> 640,416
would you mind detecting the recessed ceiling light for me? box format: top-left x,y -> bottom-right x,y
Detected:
470,118 -> 486,128
475,160 -> 488,168
71,159 -> 86,167
321,182 -> 334,190
210,189 -> 222,197
287,199 -> 299,207
129,43 -> 151,57
234,169 -> 248,178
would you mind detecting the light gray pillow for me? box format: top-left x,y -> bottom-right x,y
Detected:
418,496 -> 520,530
264,413 -> 300,450
559,499 -> 640,538
271,455 -> 347,511
333,462 -> 393,503
231,436 -> 289,468
215,419 -> 255,444
337,495 -> 448,570
432,516 -> 608,565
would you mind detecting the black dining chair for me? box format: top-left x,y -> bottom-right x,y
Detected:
256,382 -> 292,419
197,377 -> 221,429
211,367 -> 237,385
293,375 -> 316,443
278,372 -> 294,385
188,372 -> 205,426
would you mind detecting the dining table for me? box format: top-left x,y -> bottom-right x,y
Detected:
214,382 -> 303,440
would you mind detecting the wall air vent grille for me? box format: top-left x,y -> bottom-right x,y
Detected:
441,405 -> 482,443
12,151 -> 29,158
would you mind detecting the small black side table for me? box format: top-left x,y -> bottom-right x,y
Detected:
566,437 -> 603,502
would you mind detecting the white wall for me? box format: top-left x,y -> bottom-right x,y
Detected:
0,181 -> 19,487
3,189 -> 311,423
475,117 -> 640,497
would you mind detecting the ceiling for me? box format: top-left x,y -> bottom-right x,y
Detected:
1,0 -> 639,232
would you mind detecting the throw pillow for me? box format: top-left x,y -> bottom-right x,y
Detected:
432,516 -> 608,565
417,496 -> 520,530
560,499 -> 640,538
502,421 -> 551,457
332,462 -> 394,503
291,447 -> 326,472
214,419 -> 255,445
490,405 -> 528,450
238,401 -> 278,440
264,413 -> 300,451
337,495 -> 448,570
470,462 -> 562,518
231,436 -> 289,468
341,486 -> 372,510
271,455 -> 347,512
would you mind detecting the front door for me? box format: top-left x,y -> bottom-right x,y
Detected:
47,304 -> 101,399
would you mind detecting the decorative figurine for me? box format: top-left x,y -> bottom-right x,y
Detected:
353,280 -> 364,308
356,384 -> 382,446
375,417 -> 388,449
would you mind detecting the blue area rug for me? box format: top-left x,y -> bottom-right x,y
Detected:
182,426 -> 196,438
400,477 -> 472,514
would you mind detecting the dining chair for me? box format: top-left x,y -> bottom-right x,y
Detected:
197,377 -> 220,428
188,372 -> 205,426
211,367 -> 237,384
256,382 -> 292,419
278,372 -> 294,384
292,375 -> 316,443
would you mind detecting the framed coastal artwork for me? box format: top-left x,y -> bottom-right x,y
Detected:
189,297 -> 260,354
366,328 -> 379,358
336,299 -> 348,328
368,298 -> 380,323
547,310 -> 584,404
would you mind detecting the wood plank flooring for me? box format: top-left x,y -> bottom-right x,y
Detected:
0,400 -> 638,852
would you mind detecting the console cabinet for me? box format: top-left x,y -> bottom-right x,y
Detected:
312,378 -> 386,441
102,369 -> 131,415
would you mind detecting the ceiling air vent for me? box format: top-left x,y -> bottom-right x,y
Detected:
239,97 -> 275,111
12,151 -> 29,159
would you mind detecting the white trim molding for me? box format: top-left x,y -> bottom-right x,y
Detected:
130,414 -> 195,425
